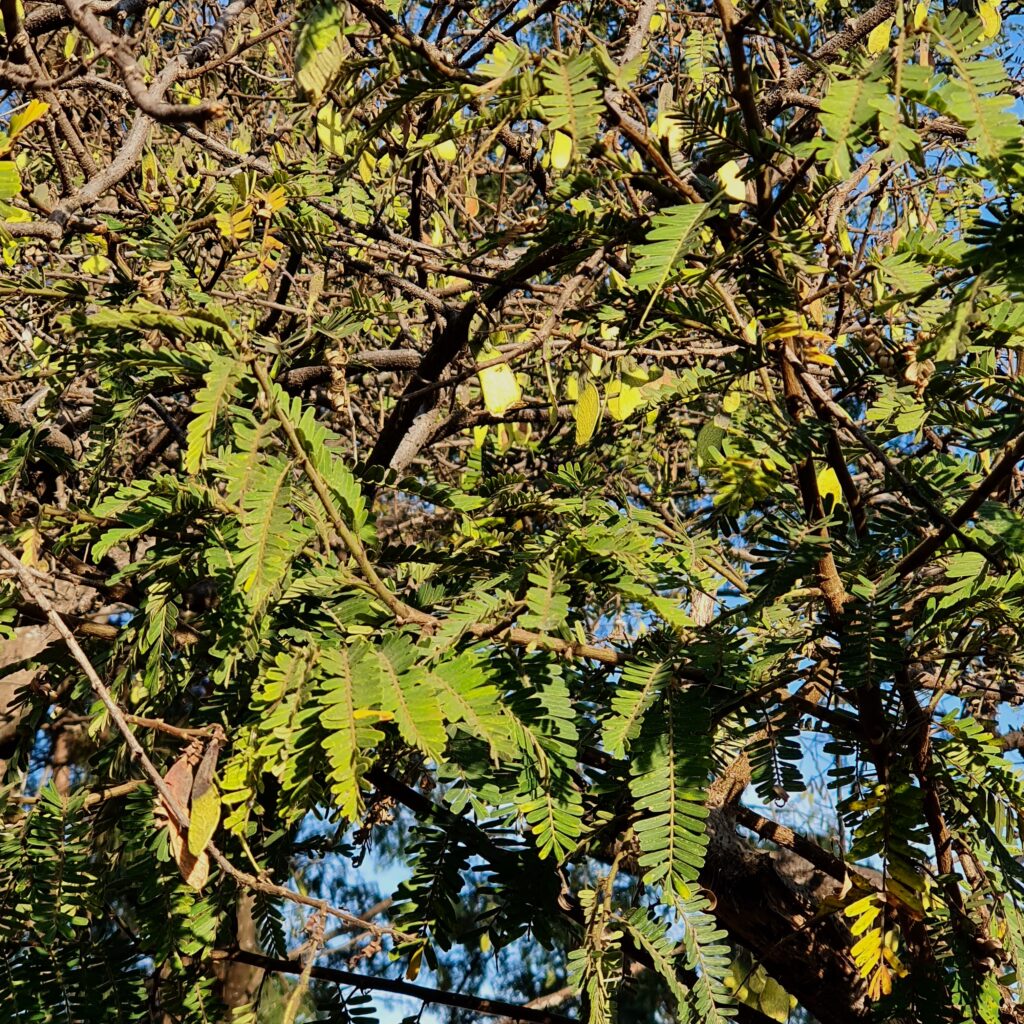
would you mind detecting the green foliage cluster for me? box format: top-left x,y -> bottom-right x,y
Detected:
2,1 -> 1024,1023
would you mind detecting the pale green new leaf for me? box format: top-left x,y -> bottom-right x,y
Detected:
931,28 -> 1023,163
295,1 -> 348,100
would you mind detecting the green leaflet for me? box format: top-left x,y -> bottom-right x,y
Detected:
71,300 -> 235,347
684,28 -> 714,86
220,414 -> 275,506
930,13 -> 1023,164
185,354 -> 242,474
618,908 -> 693,1023
679,896 -> 736,1023
568,886 -> 623,1024
817,76 -> 888,178
235,455 -> 311,610
516,781 -> 584,861
602,659 -> 672,759
629,204 -> 707,324
538,53 -> 603,151
375,635 -> 447,761
519,562 -> 570,632
294,1 -> 348,101
629,688 -> 711,902
279,388 -> 373,541
320,642 -> 388,821
509,663 -> 585,861
220,649 -> 323,829
429,651 -> 516,761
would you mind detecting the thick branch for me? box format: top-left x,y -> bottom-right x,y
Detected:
215,949 -> 576,1024
892,429 -> 1024,577
759,1 -> 898,121
61,0 -> 223,122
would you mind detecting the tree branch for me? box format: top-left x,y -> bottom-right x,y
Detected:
213,949 -> 577,1024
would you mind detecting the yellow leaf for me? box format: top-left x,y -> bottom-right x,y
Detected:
869,961 -> 892,999
216,207 -> 253,241
0,160 -> 21,201
406,945 -> 424,980
187,783 -> 221,857
606,379 -> 645,421
819,466 -> 843,516
433,138 -> 457,162
867,18 -> 893,53
477,350 -> 522,415
651,113 -> 684,152
575,381 -> 600,444
803,348 -> 835,366
852,927 -> 882,961
550,130 -> 573,170
722,391 -> 741,414
9,100 -> 49,143
354,708 -> 393,721
20,528 -> 47,571
763,313 -> 802,341
316,103 -> 346,157
358,150 -> 376,183
913,2 -> 928,29
174,828 -> 210,889
849,906 -> 881,937
716,159 -> 747,203
844,894 -> 879,918
255,185 -> 287,215
81,254 -> 111,274
979,1 -> 1001,39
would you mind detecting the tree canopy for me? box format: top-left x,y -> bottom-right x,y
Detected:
3,0 -> 1024,1021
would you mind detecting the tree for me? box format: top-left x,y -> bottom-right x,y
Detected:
2,0 -> 1024,1020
